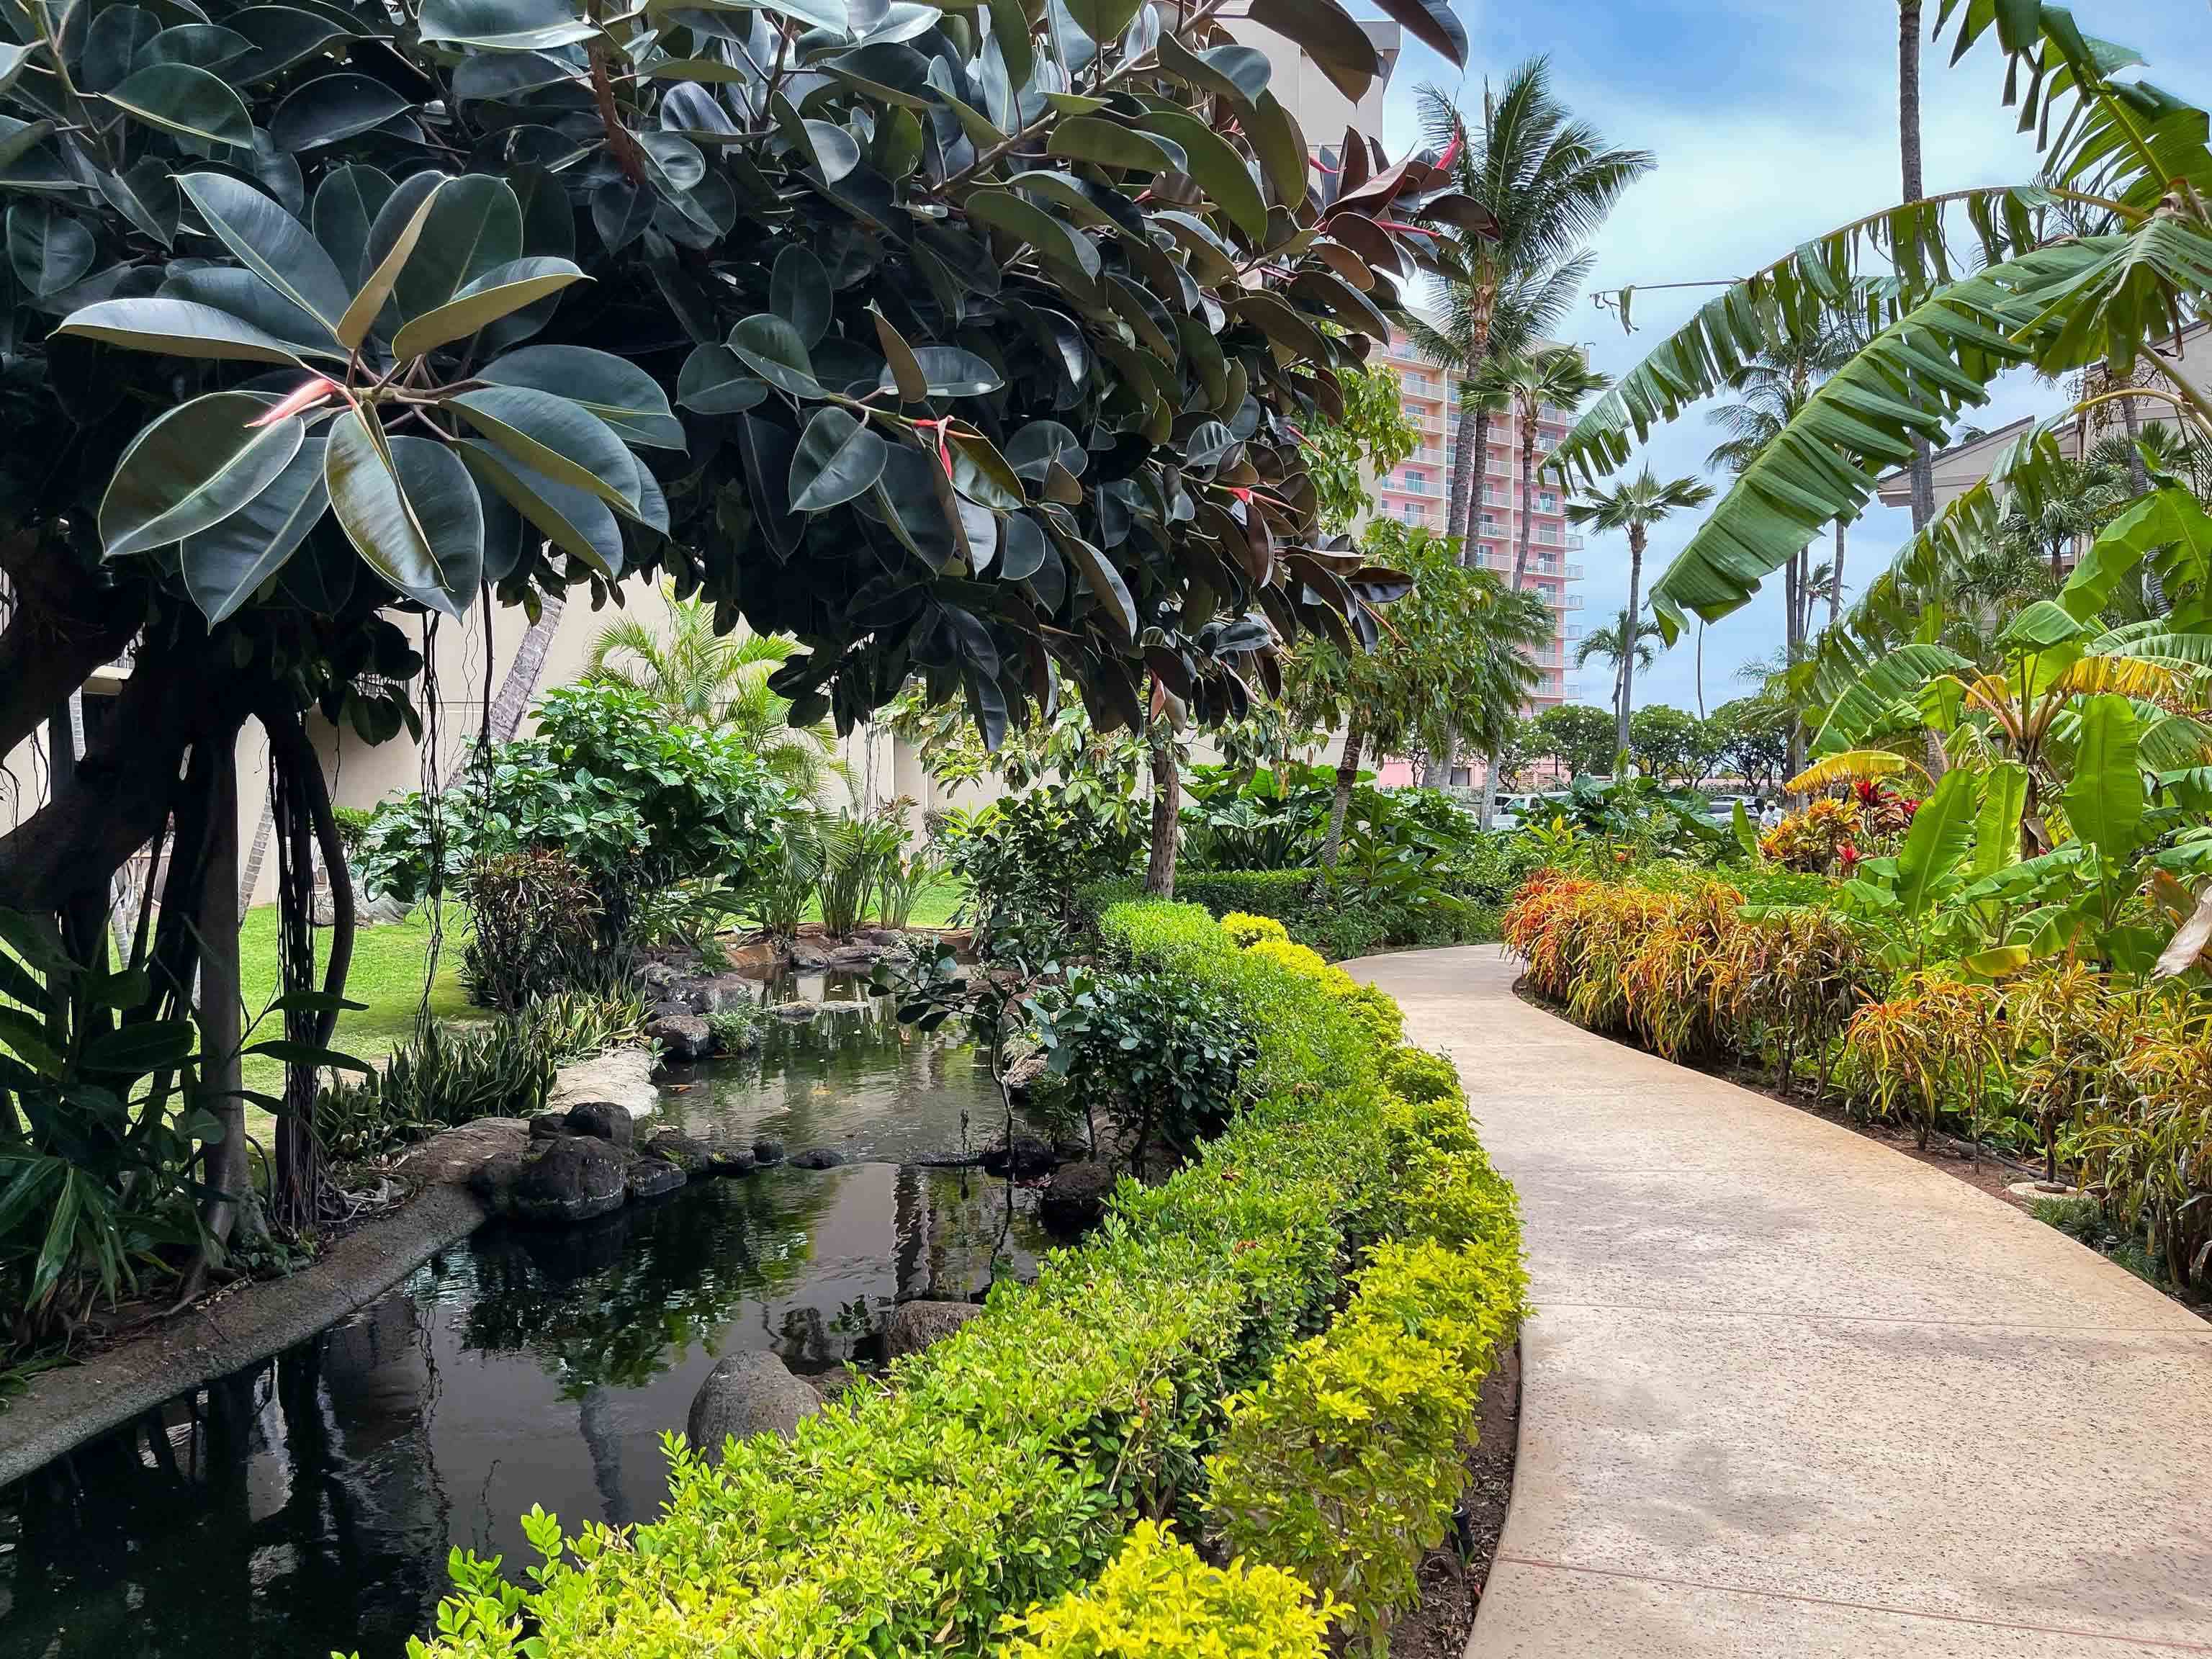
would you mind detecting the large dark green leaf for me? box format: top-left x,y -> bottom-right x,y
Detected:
387,436 -> 485,611
963,189 -> 1100,282
788,406 -> 887,511
392,174 -> 521,323
1361,0 -> 1464,64
769,243 -> 833,347
324,405 -> 477,615
884,345 -> 1002,397
147,24 -> 255,70
81,6 -> 161,92
159,266 -> 342,356
1242,0 -> 1377,101
179,435 -> 330,622
481,343 -> 685,450
7,201 -> 94,298
675,343 -> 770,413
1809,642 -> 1972,756
984,0 -> 1031,92
229,6 -> 353,83
1247,91 -> 1308,209
269,72 -> 413,149
1138,111 -> 1268,243
390,256 -> 585,359
177,171 -> 350,339
449,385 -> 639,511
1047,115 -> 1184,174
99,390 -> 306,559
1892,765 -> 1977,921
418,0 -> 600,48
96,157 -> 180,248
312,163 -> 395,290
55,295 -> 307,363
460,439 -> 624,577
337,176 -> 441,349
1058,0 -> 1139,45
104,62 -> 255,146
727,313 -> 822,397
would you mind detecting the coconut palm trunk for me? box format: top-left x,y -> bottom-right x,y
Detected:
1831,521 -> 1846,627
1900,1 -> 1937,530
1617,528 -> 1645,760
1321,717 -> 1364,870
489,589 -> 568,745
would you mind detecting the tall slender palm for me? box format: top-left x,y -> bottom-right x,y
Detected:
1568,469 -> 1713,756
586,588 -> 849,801
1574,608 -> 1663,733
1474,346 -> 1610,588
1899,1 -> 1937,529
1408,62 -> 1653,547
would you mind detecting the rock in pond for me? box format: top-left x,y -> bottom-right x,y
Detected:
512,1136 -> 628,1224
686,1352 -> 821,1452
884,1300 -> 982,1359
626,1157 -> 686,1201
644,1130 -> 713,1177
706,1140 -> 757,1176
773,1000 -> 823,1022
564,1100 -> 636,1149
645,1008 -> 713,1061
981,1134 -> 1056,1177
527,1112 -> 570,1140
752,1136 -> 786,1166
393,1117 -> 531,1187
1040,1161 -> 1118,1233
789,1147 -> 845,1169
548,1047 -> 656,1119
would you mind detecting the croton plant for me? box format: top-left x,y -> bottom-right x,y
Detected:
0,0 -> 1491,914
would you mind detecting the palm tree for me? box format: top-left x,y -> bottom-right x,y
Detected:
1567,469 -> 1714,756
1409,62 -> 1652,547
1706,328 -> 1863,645
1473,346 -> 1610,589
1575,608 -> 1663,737
586,588 -> 848,801
1898,1 -> 1936,530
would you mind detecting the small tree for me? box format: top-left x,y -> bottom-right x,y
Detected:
1527,703 -> 1617,781
1283,523 -> 1550,868
1709,696 -> 1794,793
1628,705 -> 1720,788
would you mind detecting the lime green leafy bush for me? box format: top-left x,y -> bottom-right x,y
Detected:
1221,912 -> 1292,948
997,1522 -> 1332,1659
402,900 -> 1520,1659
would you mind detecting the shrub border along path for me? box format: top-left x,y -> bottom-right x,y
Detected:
1352,945 -> 2212,1658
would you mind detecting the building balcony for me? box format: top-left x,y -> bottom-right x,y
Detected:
1565,593 -> 1584,609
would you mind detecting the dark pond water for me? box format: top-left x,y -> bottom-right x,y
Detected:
0,992 -> 1045,1659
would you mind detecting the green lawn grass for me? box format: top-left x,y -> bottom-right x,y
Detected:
235,904 -> 478,1107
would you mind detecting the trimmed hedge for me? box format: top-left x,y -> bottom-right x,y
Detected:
405,901 -> 1521,1659
1087,870 -> 1503,963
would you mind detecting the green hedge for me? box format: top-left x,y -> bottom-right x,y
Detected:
408,901 -> 1521,1659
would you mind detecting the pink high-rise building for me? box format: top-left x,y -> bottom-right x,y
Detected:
1367,326 -> 1587,721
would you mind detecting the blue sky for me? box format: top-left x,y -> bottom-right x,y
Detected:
1349,0 -> 2212,716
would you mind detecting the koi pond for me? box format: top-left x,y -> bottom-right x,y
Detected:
0,987 -> 1047,1659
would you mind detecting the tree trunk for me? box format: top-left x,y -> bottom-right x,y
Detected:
1143,722 -> 1179,898
1617,533 -> 1644,760
1694,621 -> 1706,719
2120,397 -> 2166,612
197,741 -> 248,1253
1446,393 -> 1478,544
1509,405 -> 1537,588
1830,520 -> 1846,629
487,588 -> 567,744
1900,1 -> 1937,531
1321,719 -> 1364,869
1479,749 -> 1500,829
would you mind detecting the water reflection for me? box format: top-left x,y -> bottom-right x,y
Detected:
0,1014 -> 1046,1659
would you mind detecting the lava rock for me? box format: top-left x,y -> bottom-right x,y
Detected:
626,1157 -> 686,1201
824,945 -> 879,974
706,1141 -> 757,1177
884,1300 -> 982,1359
645,1009 -> 713,1060
467,1151 -> 528,1218
773,1000 -> 822,1022
790,1146 -> 845,1169
1040,1161 -> 1118,1233
786,940 -> 834,971
685,1352 -> 821,1453
1002,1048 -> 1049,1096
644,1130 -> 713,1177
981,1133 -> 1056,1177
565,1100 -> 636,1149
512,1136 -> 627,1224
751,1136 -> 786,1166
528,1111 -> 571,1140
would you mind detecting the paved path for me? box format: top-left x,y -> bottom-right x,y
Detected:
1349,947 -> 2212,1658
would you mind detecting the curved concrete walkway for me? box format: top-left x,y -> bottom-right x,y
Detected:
1349,947 -> 2212,1658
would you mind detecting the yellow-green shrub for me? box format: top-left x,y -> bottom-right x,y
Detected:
1204,1236 -> 1522,1655
1221,911 -> 1291,947
1382,1046 -> 1460,1105
996,1522 -> 1332,1659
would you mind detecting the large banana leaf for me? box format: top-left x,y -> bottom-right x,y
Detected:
1810,642 -> 1972,757
2064,694 -> 2146,862
1894,768 -> 1979,922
